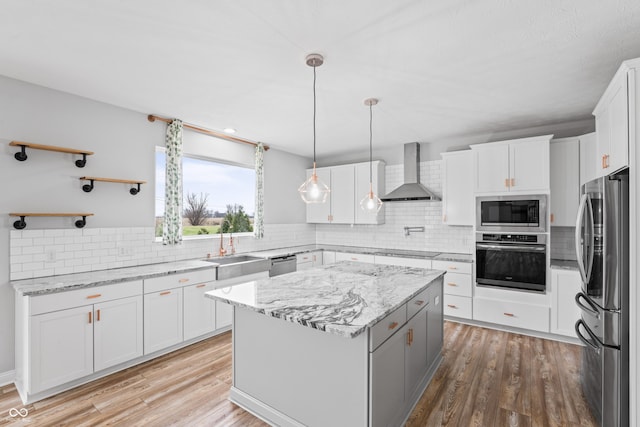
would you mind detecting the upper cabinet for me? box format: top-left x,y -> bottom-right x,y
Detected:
593,59 -> 639,177
550,138 -> 580,227
470,135 -> 551,194
306,161 -> 385,225
441,151 -> 473,226
579,132 -> 597,186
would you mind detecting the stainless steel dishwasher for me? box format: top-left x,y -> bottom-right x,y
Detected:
269,255 -> 297,277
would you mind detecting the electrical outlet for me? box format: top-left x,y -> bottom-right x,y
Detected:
117,246 -> 132,256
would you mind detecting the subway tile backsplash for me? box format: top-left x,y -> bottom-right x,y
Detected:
10,223 -> 315,280
550,226 -> 577,261
317,160 -> 474,253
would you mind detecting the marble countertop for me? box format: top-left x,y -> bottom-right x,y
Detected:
12,260 -> 216,296
550,259 -> 579,271
247,244 -> 472,263
205,261 -> 445,339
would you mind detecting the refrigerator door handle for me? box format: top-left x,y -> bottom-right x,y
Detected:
575,194 -> 589,283
575,319 -> 602,354
575,292 -> 600,319
585,196 -> 595,283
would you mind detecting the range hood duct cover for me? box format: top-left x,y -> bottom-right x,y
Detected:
381,142 -> 441,202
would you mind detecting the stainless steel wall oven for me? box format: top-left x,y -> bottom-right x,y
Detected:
475,233 -> 547,293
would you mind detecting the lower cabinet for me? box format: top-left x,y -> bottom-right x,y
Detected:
433,260 -> 473,320
144,287 -> 183,355
474,297 -> 550,333
94,295 -> 143,371
296,251 -> 323,270
550,268 -> 581,338
183,282 -> 216,341
216,301 -> 233,329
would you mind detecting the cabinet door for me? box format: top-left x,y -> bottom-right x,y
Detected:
550,269 -> 582,337
323,251 -> 336,265
330,165 -> 355,224
474,144 -> 510,193
305,167 -> 332,223
510,139 -> 550,192
405,308 -> 428,400
144,288 -> 183,355
311,251 -> 323,267
596,72 -> 629,176
30,305 -> 93,393
370,324 -> 406,427
216,301 -> 233,329
355,161 -> 385,224
426,283 -> 443,368
94,295 -> 143,371
579,132 -> 597,186
550,139 -> 580,226
183,282 -> 216,341
442,151 -> 474,225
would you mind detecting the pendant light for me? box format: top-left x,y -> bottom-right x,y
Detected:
298,53 -> 330,204
360,98 -> 383,213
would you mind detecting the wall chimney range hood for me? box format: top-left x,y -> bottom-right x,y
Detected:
381,142 -> 440,202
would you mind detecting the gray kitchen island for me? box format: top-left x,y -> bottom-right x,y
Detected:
205,261 -> 444,427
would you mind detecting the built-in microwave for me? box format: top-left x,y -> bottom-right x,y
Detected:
476,194 -> 547,233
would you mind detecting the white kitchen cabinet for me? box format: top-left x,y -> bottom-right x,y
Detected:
441,150 -> 474,225
211,271 -> 270,330
593,63 -> 635,177
322,250 -> 336,265
471,135 -> 551,194
30,305 -> 94,393
580,132 -> 597,186
144,288 -> 183,355
355,161 -> 385,225
94,295 -> 143,371
433,259 -> 473,320
296,251 -> 323,270
550,138 -> 580,226
550,268 -> 581,338
474,297 -> 550,333
183,282 -> 216,341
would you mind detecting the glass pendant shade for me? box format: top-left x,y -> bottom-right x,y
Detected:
299,164 -> 330,203
360,98 -> 383,213
360,184 -> 383,213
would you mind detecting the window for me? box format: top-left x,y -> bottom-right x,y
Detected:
155,149 -> 255,238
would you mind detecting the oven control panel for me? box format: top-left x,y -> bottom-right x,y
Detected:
478,233 -> 543,243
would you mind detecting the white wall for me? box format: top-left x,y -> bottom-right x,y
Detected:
0,75 -> 309,378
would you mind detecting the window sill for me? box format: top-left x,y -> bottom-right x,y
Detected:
154,232 -> 254,243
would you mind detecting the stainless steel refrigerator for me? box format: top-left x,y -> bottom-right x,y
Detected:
574,168 -> 629,427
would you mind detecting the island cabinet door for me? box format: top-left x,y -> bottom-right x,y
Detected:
405,308 -> 428,400
426,283 -> 443,368
370,323 -> 407,427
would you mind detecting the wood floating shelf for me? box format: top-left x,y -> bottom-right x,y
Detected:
9,213 -> 94,230
79,177 -> 147,195
9,141 -> 94,168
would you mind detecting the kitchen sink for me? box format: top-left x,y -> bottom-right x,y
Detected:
204,255 -> 271,280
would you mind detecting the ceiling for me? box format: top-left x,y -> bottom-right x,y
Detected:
2,1 -> 640,159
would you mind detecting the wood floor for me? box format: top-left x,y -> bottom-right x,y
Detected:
0,322 -> 596,426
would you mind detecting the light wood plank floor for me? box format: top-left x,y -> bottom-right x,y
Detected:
0,322 -> 596,426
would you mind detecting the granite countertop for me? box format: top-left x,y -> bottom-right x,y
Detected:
550,259 -> 579,271
11,260 -> 216,296
205,261 -> 445,339
248,245 -> 472,263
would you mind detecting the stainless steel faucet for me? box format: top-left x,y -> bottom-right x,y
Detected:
404,226 -> 425,237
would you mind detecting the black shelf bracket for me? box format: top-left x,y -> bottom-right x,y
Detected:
13,216 -> 26,230
14,145 -> 27,161
75,153 -> 87,168
82,179 -> 95,193
75,216 -> 88,228
130,183 -> 142,195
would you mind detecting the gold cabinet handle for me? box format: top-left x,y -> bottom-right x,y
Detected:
550,213 -> 555,223
88,312 -> 92,324
414,300 -> 425,306
96,309 -> 101,321
505,178 -> 510,188
448,266 -> 457,270
447,304 -> 457,308
605,154 -> 610,168
178,278 -> 189,283
511,178 -> 515,187
388,321 -> 399,330
351,257 -> 358,261
447,283 -> 457,287
86,294 -> 102,299
196,284 -> 206,288
443,214 -> 447,223
407,328 -> 414,346
160,291 -> 171,296
503,312 -> 515,317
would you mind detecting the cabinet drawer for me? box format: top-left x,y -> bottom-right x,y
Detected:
443,295 -> 472,319
473,297 -> 549,332
296,252 -> 318,264
442,272 -> 472,297
407,288 -> 429,319
369,305 -> 407,352
431,260 -> 472,275
335,252 -> 375,264
143,268 -> 215,294
30,280 -> 143,315
374,255 -> 431,269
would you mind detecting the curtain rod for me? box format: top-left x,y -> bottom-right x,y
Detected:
147,114 -> 269,151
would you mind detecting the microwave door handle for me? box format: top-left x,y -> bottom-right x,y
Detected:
574,319 -> 602,354
575,194 -> 589,283
476,243 -> 545,251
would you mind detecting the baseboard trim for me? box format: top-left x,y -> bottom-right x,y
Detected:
0,370 -> 15,387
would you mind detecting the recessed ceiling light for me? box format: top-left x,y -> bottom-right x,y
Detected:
223,128 -> 236,134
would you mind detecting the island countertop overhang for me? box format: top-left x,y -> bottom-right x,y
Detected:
205,261 -> 445,338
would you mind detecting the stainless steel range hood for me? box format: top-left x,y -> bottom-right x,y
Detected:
381,142 -> 440,202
